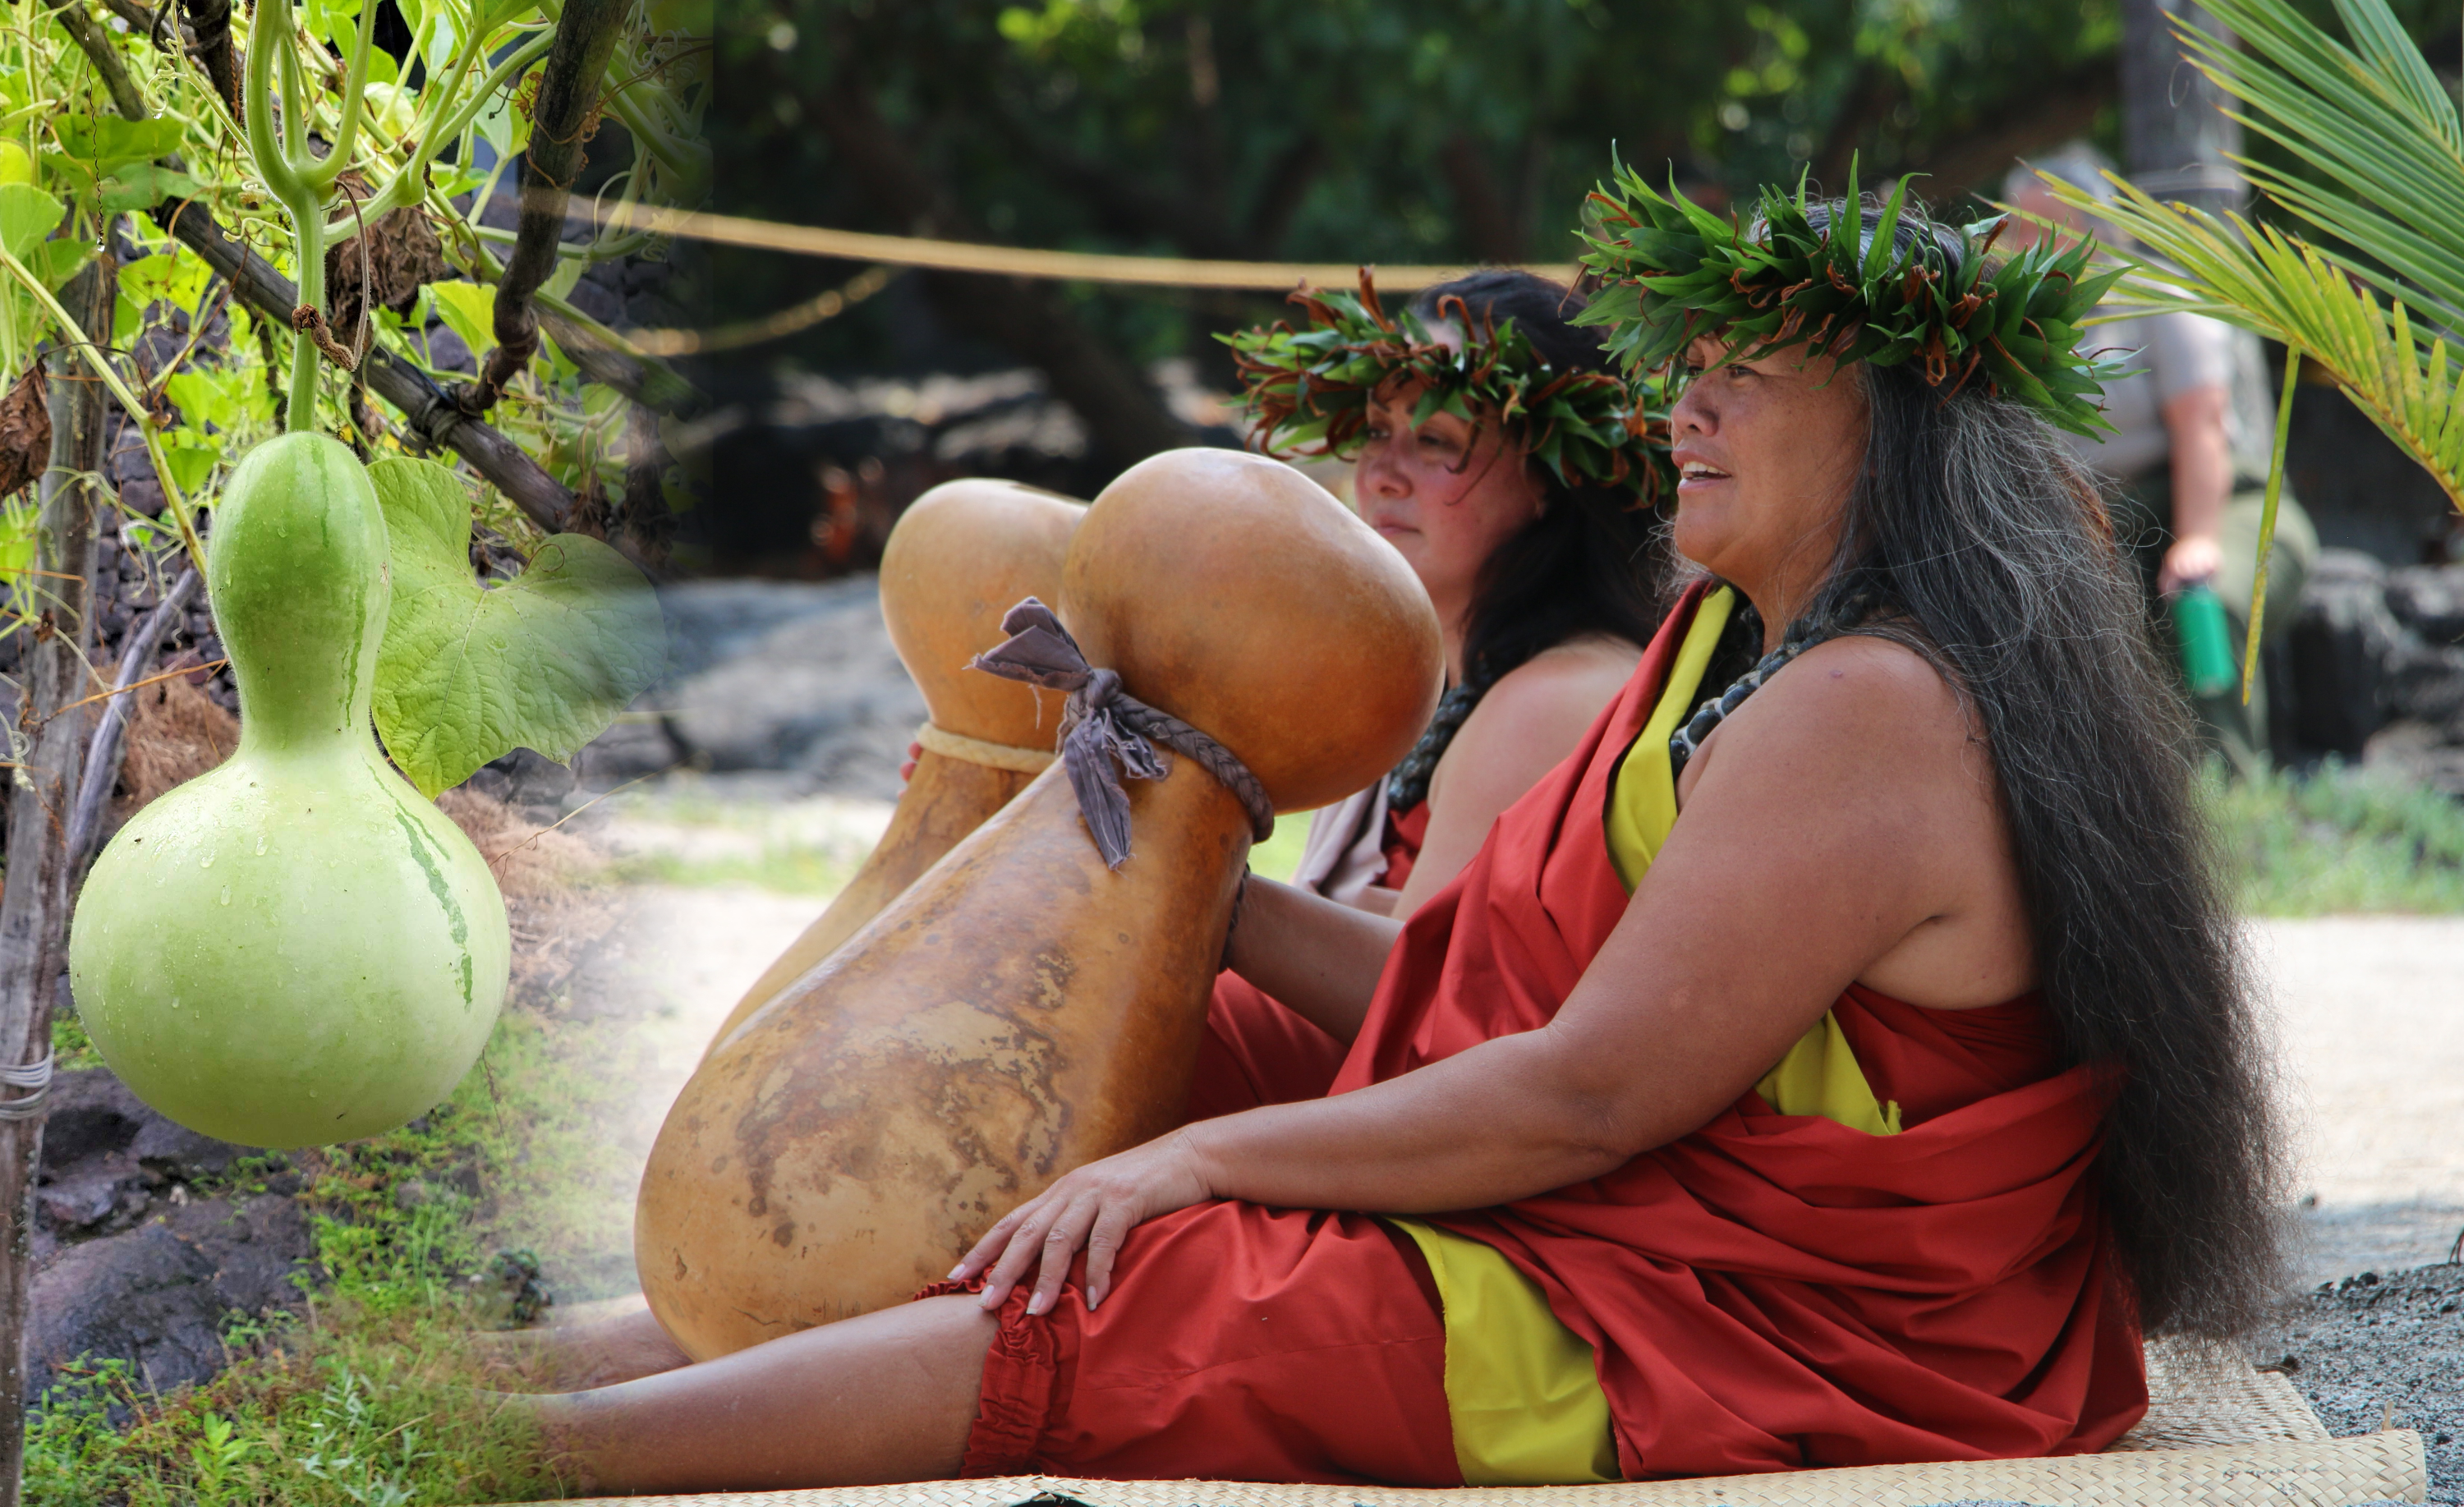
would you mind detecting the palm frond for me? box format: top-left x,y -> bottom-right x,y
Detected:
2053,174 -> 2464,511
2177,0 -> 2464,329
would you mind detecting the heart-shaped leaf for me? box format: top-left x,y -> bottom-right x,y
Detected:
370,456 -> 664,797
0,184 -> 66,262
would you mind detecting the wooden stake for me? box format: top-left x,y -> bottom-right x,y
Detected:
0,255 -> 114,1506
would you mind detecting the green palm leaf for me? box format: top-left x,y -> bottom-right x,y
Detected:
2177,0 -> 2464,329
2061,177 -> 2464,510
2043,175 -> 2464,690
2039,0 -> 2464,691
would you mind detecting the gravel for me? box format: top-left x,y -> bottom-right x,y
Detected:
2264,1261 -> 2464,1505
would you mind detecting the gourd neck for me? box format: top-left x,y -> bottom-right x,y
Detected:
208,434 -> 390,756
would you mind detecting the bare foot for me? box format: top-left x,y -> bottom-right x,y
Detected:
474,1300 -> 692,1392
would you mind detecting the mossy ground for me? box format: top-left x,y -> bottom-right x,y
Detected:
30,760 -> 2464,1503
27,1009 -> 621,1505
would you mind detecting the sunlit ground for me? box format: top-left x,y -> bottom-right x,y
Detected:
538,774 -> 2464,1304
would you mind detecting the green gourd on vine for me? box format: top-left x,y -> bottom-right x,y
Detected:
65,0 -> 661,1148
70,436 -> 513,1147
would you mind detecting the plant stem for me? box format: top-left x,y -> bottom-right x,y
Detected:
0,242 -> 206,569
2240,346 -> 2302,704
0,254 -> 112,1507
463,0 -> 628,414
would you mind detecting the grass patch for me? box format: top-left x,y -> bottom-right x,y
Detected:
25,1009 -> 631,1504
602,840 -> 865,895
2205,760 -> 2464,915
1250,813 -> 1312,884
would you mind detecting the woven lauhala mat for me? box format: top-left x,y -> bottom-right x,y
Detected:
539,1350 -> 2426,1507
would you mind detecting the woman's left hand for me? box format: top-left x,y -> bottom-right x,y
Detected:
949,1129 -> 1216,1316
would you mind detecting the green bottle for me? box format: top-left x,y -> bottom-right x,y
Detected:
2172,582 -> 2237,699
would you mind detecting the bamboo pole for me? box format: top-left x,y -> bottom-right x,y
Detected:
0,257 -> 115,1507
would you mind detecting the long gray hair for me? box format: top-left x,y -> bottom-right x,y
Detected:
1787,200 -> 2287,1340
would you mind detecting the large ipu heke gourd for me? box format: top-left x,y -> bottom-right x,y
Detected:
69,433 -> 509,1149
635,450 -> 1441,1358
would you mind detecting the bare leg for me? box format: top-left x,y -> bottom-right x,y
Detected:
474,1305 -> 692,1392
524,1294 -> 998,1494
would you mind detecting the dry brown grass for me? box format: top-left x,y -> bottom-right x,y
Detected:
110,673 -> 237,820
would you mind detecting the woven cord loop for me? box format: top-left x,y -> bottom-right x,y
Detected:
0,1051 -> 55,1121
970,598 -> 1275,870
913,721 -> 1058,776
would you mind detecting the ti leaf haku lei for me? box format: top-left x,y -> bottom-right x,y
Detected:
1221,269 -> 1677,504
1225,269 -> 1677,813
1574,158 -> 2132,438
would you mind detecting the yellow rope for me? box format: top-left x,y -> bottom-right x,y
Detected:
630,265 -> 895,356
591,202 -> 1576,292
914,721 -> 1056,775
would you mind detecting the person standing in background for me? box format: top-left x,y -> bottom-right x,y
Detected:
2004,145 -> 2317,778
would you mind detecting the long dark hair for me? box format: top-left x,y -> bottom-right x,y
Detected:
1384,273 -> 1667,806
1411,271 -> 1666,687
1781,200 -> 2285,1340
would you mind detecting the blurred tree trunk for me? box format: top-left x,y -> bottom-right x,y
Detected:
1441,135 -> 1529,265
814,76 -> 1195,471
2122,0 -> 2246,215
0,255 -> 113,1507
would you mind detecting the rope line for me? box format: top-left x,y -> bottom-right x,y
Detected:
587,202 -> 1576,292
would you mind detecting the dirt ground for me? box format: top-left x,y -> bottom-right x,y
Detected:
2259,917 -> 2464,1284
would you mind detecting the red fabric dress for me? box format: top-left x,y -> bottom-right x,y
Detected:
1186,797 -> 1432,1122
936,583 -> 2148,1484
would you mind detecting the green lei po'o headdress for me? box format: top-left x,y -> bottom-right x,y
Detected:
1221,269 -> 1676,504
1574,159 -> 2131,437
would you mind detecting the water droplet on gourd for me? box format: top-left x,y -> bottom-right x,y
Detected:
200,853 -> 214,869
255,835 -> 267,856
218,887 -> 231,906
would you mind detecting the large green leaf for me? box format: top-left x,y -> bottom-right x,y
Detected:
370,456 -> 665,797
0,184 -> 65,262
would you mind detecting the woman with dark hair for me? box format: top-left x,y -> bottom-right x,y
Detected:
1189,267 -> 1667,1119
526,183 -> 2283,1492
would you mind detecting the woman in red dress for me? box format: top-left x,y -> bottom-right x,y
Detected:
529,186 -> 2283,1494
1193,267 -> 1666,1122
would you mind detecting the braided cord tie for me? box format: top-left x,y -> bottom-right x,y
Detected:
0,1052 -> 54,1121
970,598 -> 1275,870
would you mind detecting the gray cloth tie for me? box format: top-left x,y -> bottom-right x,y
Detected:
971,598 -> 1274,870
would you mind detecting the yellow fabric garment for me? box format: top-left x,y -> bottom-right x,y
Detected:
1390,1218 -> 1620,1486
1409,585 -> 1901,1486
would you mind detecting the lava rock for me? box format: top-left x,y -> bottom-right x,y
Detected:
2288,550 -> 2407,757
465,747 -> 578,811
2266,1261 -> 2464,1507
25,1068 -> 308,1405
659,579 -> 921,796
26,1191 -> 312,1404
2388,564 -> 2464,646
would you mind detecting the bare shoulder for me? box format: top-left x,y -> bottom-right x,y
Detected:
1751,634 -> 1968,744
1687,633 -> 1986,799
1429,636 -> 1643,809
1474,635 -> 1644,725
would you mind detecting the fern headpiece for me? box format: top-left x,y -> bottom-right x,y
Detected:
1221,269 -> 1674,503
1574,159 -> 2131,437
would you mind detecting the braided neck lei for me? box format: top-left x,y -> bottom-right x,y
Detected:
1669,588 -> 1882,780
